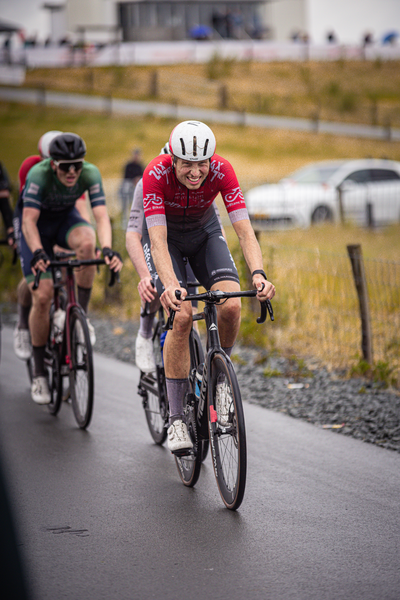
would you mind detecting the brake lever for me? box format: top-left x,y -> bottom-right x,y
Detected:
108,268 -> 121,287
164,289 -> 181,331
32,270 -> 42,291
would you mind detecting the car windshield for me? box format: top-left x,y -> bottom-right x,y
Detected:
283,164 -> 343,184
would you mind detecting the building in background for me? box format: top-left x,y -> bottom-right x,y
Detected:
40,0 -> 400,46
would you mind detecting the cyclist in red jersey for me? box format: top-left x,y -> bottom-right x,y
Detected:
142,120 -> 275,453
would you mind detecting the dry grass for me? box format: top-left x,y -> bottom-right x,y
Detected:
23,59 -> 400,129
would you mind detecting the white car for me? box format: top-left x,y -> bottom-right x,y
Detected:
245,159 -> 400,228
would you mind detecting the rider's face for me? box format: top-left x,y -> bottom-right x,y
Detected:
52,161 -> 82,187
175,158 -> 210,190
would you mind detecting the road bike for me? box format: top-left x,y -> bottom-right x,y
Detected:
138,295 -> 206,454
165,287 -> 274,510
33,254 -> 117,429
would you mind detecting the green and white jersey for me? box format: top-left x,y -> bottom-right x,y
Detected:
23,159 -> 106,212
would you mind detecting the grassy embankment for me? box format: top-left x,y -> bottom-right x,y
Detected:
1,60 -> 399,380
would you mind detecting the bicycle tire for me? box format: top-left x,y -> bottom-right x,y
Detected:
26,357 -> 34,384
208,353 -> 247,510
190,329 -> 209,463
141,369 -> 169,445
175,395 -> 202,487
174,327 -> 207,486
69,307 -> 94,429
45,342 -> 63,416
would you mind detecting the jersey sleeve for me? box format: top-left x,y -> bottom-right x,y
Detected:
211,157 -> 249,224
18,156 -> 41,193
22,165 -> 45,210
142,156 -> 172,229
83,164 -> 106,208
126,178 -> 145,234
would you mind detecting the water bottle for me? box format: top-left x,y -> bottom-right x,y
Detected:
194,363 -> 204,399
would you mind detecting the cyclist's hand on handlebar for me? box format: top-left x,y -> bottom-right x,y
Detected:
252,274 -> 276,301
102,247 -> 123,272
160,284 -> 186,315
138,276 -> 157,304
30,248 -> 50,275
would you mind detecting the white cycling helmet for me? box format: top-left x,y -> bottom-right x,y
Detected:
38,130 -> 63,159
169,121 -> 216,161
159,142 -> 171,155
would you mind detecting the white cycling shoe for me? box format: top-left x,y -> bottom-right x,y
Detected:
167,420 -> 193,453
31,376 -> 51,405
86,319 -> 96,346
135,333 -> 156,373
13,326 -> 32,360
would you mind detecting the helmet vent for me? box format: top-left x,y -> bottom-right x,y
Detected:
179,138 -> 186,156
203,139 -> 209,157
193,136 -> 197,157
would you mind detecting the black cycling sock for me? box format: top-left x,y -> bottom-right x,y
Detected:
138,312 -> 156,339
77,286 -> 92,314
222,345 -> 233,358
32,345 -> 46,377
17,304 -> 31,330
166,378 -> 189,424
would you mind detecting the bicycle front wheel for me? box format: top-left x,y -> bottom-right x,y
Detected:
208,353 -> 247,510
69,307 -> 94,429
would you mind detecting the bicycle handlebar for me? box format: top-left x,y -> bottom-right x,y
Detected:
165,287 -> 274,330
32,258 -> 120,290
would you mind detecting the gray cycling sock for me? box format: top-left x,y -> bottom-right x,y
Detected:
17,303 -> 31,330
139,312 -> 156,339
77,286 -> 92,314
32,345 -> 46,377
166,377 -> 189,424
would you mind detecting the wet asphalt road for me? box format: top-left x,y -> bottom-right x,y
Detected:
0,325 -> 399,600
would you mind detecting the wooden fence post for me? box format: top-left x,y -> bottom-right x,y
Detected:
337,185 -> 345,224
347,244 -> 373,364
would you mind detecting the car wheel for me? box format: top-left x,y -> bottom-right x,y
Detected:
311,205 -> 333,224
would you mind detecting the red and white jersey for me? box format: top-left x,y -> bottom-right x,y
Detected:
142,153 -> 249,229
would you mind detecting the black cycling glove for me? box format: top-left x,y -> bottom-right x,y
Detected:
30,248 -> 50,270
102,247 -> 122,263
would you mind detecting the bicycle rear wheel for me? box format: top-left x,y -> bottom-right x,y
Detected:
208,353 -> 247,510
175,394 -> 202,487
69,307 -> 94,429
190,329 -> 209,463
45,342 -> 63,416
140,368 -> 168,445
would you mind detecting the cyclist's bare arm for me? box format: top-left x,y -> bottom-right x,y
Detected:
91,204 -> 122,272
21,207 -> 50,273
232,218 -> 275,301
126,230 -> 157,303
148,224 -> 186,313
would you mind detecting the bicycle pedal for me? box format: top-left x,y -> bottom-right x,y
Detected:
172,448 -> 193,458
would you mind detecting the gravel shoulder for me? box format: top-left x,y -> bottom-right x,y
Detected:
3,308 -> 399,454
88,313 -> 400,455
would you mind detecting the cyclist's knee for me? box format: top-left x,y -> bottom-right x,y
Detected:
31,280 -> 53,311
173,304 -> 192,335
219,297 -> 241,324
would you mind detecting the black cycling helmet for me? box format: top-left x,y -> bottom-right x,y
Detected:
49,132 -> 86,161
